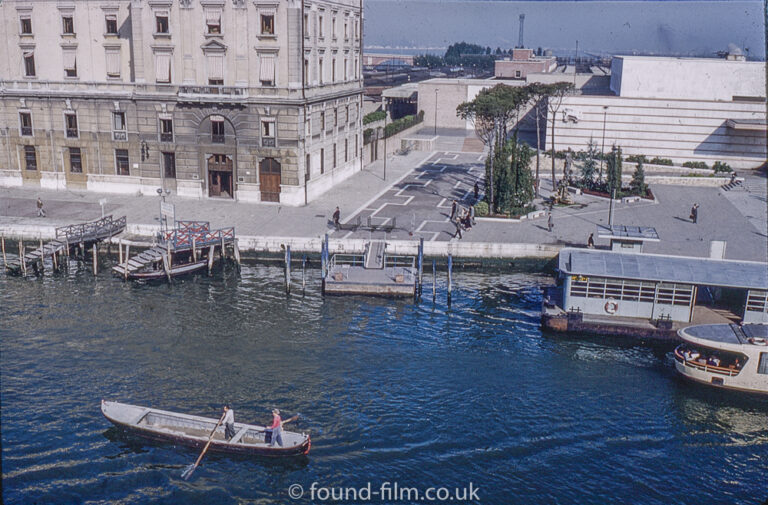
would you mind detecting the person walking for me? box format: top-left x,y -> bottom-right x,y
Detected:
452,218 -> 463,239
450,200 -> 458,221
36,197 -> 46,217
587,233 -> 595,248
473,182 -> 479,202
223,405 -> 235,441
690,203 -> 699,224
469,204 -> 476,226
332,206 -> 341,229
547,212 -> 553,232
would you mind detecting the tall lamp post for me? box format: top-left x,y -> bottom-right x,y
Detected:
599,105 -> 608,179
383,107 -> 387,181
434,88 -> 439,136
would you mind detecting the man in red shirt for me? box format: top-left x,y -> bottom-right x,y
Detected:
269,408 -> 284,447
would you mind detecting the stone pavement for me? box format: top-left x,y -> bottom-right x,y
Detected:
1,128 -> 765,262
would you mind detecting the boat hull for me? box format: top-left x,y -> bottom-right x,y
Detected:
125,260 -> 209,280
101,401 -> 310,457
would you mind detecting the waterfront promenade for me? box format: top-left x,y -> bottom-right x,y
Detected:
1,130 -> 766,262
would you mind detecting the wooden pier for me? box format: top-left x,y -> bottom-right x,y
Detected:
112,220 -> 237,281
323,240 -> 417,296
3,215 -> 126,276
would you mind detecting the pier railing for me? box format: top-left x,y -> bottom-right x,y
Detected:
55,215 -> 126,243
385,255 -> 415,268
163,225 -> 235,251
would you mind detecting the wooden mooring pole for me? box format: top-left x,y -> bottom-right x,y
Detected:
233,238 -> 241,269
118,239 -> 123,265
52,248 -> 58,272
207,245 -> 215,274
92,244 -> 98,276
124,244 -> 130,280
284,245 -> 292,295
1,235 -> 6,267
447,254 -> 453,306
302,254 -> 306,296
192,237 -> 197,263
39,239 -> 45,274
19,240 -> 26,276
432,259 -> 436,302
417,237 -> 424,298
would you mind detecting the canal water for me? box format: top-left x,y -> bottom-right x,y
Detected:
1,262 -> 766,505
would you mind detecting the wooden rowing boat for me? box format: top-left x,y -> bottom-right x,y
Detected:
127,259 -> 208,280
101,400 -> 311,457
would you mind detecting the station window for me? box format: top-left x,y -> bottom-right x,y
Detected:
105,15 -> 118,35
65,113 -> 78,138
62,16 -> 74,35
69,147 -> 82,173
24,145 -> 37,171
19,112 -> 33,136
160,118 -> 173,142
115,148 -> 129,175
20,16 -> 33,35
211,118 -> 225,143
155,13 -> 169,34
163,152 -> 176,178
260,14 -> 274,35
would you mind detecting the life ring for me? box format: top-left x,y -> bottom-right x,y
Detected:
604,299 -> 618,314
749,337 -> 768,346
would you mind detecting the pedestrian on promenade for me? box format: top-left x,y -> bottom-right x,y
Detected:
332,206 -> 341,229
223,405 -> 235,441
450,200 -> 458,221
474,182 -> 479,201
36,197 -> 46,217
547,212 -> 553,232
690,203 -> 699,224
587,233 -> 595,248
452,218 -> 463,239
469,204 -> 476,226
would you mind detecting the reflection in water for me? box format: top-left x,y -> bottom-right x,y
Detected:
1,263 -> 767,505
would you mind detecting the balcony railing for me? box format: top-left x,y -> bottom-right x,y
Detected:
20,126 -> 32,136
178,85 -> 248,97
113,131 -> 127,141
160,133 -> 173,142
262,137 -> 275,147
66,128 -> 78,138
211,134 -> 225,144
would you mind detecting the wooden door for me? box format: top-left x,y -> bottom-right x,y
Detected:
208,154 -> 233,198
259,157 -> 281,202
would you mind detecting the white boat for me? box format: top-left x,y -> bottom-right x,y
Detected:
674,323 -> 768,395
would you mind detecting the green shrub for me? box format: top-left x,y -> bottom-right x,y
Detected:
474,201 -> 489,217
626,154 -> 647,164
649,157 -> 673,166
682,161 -> 709,169
383,110 -> 424,138
712,161 -> 733,173
363,110 -> 386,125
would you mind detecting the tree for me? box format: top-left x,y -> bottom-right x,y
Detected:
507,137 -> 535,211
414,54 -> 444,68
525,82 -> 552,196
546,82 -> 575,190
606,145 -> 623,194
629,158 -> 647,196
580,138 -> 599,188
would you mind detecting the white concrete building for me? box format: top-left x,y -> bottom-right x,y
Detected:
0,0 -> 364,205
550,55 -> 767,168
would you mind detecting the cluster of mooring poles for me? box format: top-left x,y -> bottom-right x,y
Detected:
1,234 -> 107,277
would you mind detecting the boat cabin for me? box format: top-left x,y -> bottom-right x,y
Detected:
557,248 -> 768,324
596,225 -> 659,254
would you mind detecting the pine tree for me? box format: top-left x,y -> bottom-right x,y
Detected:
606,145 -> 623,193
630,159 -> 647,196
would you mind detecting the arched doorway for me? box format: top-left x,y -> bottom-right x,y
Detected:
259,157 -> 281,202
208,154 -> 233,198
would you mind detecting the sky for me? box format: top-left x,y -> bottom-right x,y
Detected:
363,1 -> 766,58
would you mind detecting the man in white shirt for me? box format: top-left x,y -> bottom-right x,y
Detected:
223,405 -> 235,441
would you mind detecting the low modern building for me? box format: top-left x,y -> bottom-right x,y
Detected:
0,0 -> 364,205
548,55 -> 767,168
494,48 -> 556,80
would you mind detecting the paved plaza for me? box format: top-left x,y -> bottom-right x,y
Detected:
1,129 -> 766,262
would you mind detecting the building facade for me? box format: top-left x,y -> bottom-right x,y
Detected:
0,0 -> 364,205
494,48 -> 556,80
549,55 -> 767,169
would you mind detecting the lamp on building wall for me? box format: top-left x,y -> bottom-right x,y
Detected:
141,139 -> 150,161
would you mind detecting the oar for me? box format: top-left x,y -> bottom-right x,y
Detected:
181,411 -> 227,480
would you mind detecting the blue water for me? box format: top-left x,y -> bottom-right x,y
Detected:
1,262 -> 767,504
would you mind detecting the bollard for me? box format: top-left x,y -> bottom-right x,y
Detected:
52,249 -> 58,272
447,254 -> 453,306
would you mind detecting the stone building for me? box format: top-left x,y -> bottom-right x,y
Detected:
0,0 -> 364,205
494,49 -> 557,80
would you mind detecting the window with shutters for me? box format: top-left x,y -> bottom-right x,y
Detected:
211,117 -> 225,143
24,52 -> 36,77
261,119 -> 275,147
106,49 -> 120,78
20,16 -> 32,35
69,147 -> 83,173
63,49 -> 77,77
318,57 -> 324,85
24,145 -> 37,171
332,57 -> 336,82
304,58 -> 309,86
105,14 -> 118,35
62,16 -> 74,35
320,111 -> 325,131
318,12 -> 324,38
115,149 -> 129,175
206,9 -> 221,34
261,14 -> 274,35
207,53 -> 224,85
344,138 -> 348,162
332,142 -> 337,168
159,117 -> 173,142
155,13 -> 169,34
112,112 -> 126,141
163,152 -> 176,178
154,52 -> 171,83
320,148 -> 324,174
259,54 -> 275,86
331,13 -> 336,39
19,112 -> 33,136
65,113 -> 78,138
303,13 -> 309,37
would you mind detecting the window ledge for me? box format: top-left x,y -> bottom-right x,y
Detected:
104,33 -> 119,38
258,33 -> 277,40
61,33 -> 77,38
204,32 -> 223,38
153,32 -> 172,38
63,76 -> 80,80
19,33 -> 35,38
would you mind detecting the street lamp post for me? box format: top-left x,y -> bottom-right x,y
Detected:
599,106 -> 608,179
434,89 -> 439,136
383,108 -> 387,181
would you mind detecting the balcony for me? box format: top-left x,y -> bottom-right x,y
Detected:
113,131 -> 127,141
20,126 -> 32,136
66,128 -> 78,138
160,133 -> 173,142
177,85 -> 248,104
262,137 -> 275,147
211,134 -> 225,144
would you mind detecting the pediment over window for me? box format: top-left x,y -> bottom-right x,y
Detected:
201,39 -> 227,53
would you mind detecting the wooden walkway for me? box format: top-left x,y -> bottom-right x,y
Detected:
4,215 -> 126,275
111,246 -> 167,278
364,240 -> 385,269
324,240 -> 417,296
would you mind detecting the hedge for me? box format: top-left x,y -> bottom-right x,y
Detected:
363,110 -> 386,125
